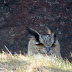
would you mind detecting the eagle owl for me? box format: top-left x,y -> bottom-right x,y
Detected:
27,27 -> 63,60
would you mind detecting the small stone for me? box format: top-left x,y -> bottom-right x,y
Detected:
43,7 -> 47,12
58,31 -> 61,35
0,17 -> 5,22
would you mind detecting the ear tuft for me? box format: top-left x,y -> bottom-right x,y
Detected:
27,27 -> 40,42
45,27 -> 52,35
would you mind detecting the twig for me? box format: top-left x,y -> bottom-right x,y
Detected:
4,45 -> 12,56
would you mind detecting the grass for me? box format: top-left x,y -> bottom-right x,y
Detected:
0,51 -> 72,72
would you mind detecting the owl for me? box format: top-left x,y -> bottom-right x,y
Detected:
27,27 -> 63,60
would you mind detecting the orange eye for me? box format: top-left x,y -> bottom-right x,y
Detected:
36,43 -> 43,46
52,44 -> 55,47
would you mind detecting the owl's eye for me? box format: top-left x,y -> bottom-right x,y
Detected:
36,43 -> 43,46
52,44 -> 55,47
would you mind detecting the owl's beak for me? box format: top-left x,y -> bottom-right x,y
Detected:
46,47 -> 50,53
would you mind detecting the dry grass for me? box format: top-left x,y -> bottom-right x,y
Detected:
0,51 -> 72,72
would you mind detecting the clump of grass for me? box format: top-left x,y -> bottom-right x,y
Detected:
0,48 -> 72,72
27,55 -> 72,72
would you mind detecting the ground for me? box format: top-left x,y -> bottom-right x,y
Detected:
0,52 -> 72,72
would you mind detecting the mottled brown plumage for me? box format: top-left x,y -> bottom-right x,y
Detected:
27,27 -> 63,60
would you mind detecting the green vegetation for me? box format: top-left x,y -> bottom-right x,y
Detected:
0,51 -> 72,72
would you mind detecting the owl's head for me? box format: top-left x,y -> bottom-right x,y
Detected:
27,27 -> 56,52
